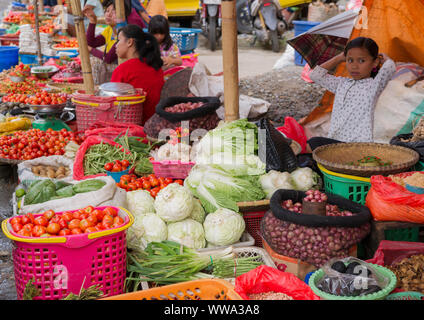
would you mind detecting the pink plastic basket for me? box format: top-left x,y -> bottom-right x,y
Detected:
2,206 -> 134,300
72,90 -> 146,132
150,158 -> 195,179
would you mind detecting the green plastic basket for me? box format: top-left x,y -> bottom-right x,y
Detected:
384,227 -> 420,242
318,164 -> 371,205
309,263 -> 397,300
386,292 -> 424,300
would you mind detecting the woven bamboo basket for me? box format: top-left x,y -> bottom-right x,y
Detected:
313,143 -> 419,177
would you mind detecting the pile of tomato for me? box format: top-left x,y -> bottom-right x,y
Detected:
25,91 -> 68,106
117,173 -> 183,197
0,77 -> 45,95
0,128 -> 84,160
9,206 -> 125,238
104,159 -> 131,172
2,93 -> 29,104
55,39 -> 79,48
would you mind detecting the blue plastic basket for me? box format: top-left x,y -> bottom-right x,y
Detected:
106,168 -> 130,183
0,46 -> 19,71
170,28 -> 202,55
20,54 -> 39,65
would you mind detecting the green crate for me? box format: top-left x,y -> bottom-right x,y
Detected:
413,161 -> 424,171
384,227 -> 420,242
318,164 -> 371,205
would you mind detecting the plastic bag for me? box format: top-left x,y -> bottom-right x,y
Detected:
390,133 -> 424,162
234,265 -> 320,300
367,240 -> 424,267
73,135 -> 132,181
17,155 -> 74,188
84,121 -> 146,141
258,118 -> 298,173
366,172 -> 424,223
277,117 -> 308,154
316,257 -> 390,297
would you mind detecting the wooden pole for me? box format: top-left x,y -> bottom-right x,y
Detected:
38,0 -> 44,13
69,0 -> 95,94
221,0 -> 239,122
115,0 -> 125,65
33,0 -> 43,65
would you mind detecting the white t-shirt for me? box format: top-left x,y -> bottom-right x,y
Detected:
310,59 -> 396,142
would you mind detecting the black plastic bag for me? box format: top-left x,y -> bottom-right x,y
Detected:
155,96 -> 221,123
390,133 -> 424,162
258,118 -> 298,173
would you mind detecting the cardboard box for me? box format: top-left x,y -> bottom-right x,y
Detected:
263,240 -> 357,281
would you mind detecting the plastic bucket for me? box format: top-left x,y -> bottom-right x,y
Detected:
293,21 -> 321,66
20,54 -> 39,65
106,167 -> 130,183
0,46 -> 19,71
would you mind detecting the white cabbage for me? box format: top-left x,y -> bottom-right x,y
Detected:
154,183 -> 194,222
167,218 -> 206,249
189,199 -> 206,224
290,167 -> 320,191
126,190 -> 155,218
203,208 -> 245,246
259,170 -> 294,199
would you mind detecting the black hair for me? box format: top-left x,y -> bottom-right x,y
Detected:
148,15 -> 173,51
118,24 -> 163,70
344,37 -> 380,78
102,0 -> 132,19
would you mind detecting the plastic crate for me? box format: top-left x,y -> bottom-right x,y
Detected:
309,263 -> 397,300
72,90 -> 146,132
102,279 -> 242,300
2,206 -> 134,300
242,210 -> 266,247
386,292 -> 424,300
384,227 -> 420,242
150,158 -> 195,180
170,27 -> 202,55
318,163 -> 371,205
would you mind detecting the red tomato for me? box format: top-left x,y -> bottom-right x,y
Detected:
121,159 -> 130,169
104,162 -> 113,171
87,214 -> 97,226
103,207 -> 118,217
10,217 -> 22,225
34,216 -> 48,227
113,216 -> 124,226
25,213 -> 35,224
20,215 -> 30,225
22,223 -> 34,232
72,211 -> 82,220
11,222 -> 23,233
142,180 -> 151,190
112,163 -> 122,172
80,213 -> 89,220
17,229 -> 31,237
174,179 -> 183,186
84,206 -> 94,214
79,219 -> 91,232
62,211 -> 73,222
58,228 -> 71,236
46,223 -> 60,235
149,187 -> 160,198
68,219 -> 81,230
95,223 -> 105,231
57,218 -> 67,229
127,182 -> 137,191
32,225 -> 47,237
114,160 -> 122,166
92,209 -> 105,221
43,210 -> 55,221
71,228 -> 83,235
85,227 -> 97,233
164,178 -> 173,185
149,177 -> 159,187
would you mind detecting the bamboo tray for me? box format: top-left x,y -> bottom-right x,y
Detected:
313,142 -> 419,177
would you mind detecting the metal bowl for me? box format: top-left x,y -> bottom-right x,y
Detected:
31,66 -> 59,79
28,102 -> 67,114
98,82 -> 136,97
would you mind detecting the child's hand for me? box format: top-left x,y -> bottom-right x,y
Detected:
336,52 -> 346,63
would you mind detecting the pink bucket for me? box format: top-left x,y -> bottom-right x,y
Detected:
2,206 -> 134,300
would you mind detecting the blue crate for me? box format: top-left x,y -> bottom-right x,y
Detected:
169,27 -> 202,55
293,20 -> 321,66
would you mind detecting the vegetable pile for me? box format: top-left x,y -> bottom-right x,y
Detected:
166,102 -> 204,113
0,128 -> 83,160
118,173 -> 182,196
24,179 -> 106,205
31,165 -> 70,179
9,206 -> 124,237
386,254 -> 424,293
25,91 -> 68,106
125,240 -> 263,289
126,183 -> 246,251
104,159 -> 130,173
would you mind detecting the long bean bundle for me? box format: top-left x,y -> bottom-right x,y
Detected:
83,141 -> 137,175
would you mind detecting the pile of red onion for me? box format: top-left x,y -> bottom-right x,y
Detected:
262,190 -> 371,267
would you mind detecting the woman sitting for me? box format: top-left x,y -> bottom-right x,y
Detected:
83,0 -> 144,84
111,24 -> 165,125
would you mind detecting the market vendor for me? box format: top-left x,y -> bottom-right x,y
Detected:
83,0 -> 145,84
306,37 -> 396,152
65,0 -> 104,37
111,24 -> 164,125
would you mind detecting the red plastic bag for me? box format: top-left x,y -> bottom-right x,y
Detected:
366,172 -> 424,223
366,240 -> 424,293
301,63 -> 314,83
234,265 -> 320,300
73,135 -> 132,181
84,121 -> 147,142
276,117 -> 308,153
